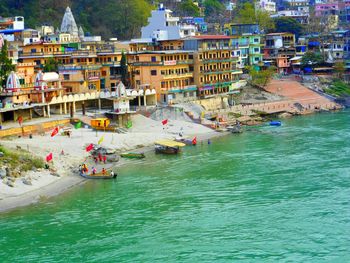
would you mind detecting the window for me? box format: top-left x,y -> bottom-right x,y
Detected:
254,48 -> 259,53
151,70 -> 157,76
151,56 -> 157,62
254,38 -> 259,43
63,74 -> 70,80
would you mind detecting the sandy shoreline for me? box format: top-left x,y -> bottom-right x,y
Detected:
0,115 -> 223,213
0,77 -> 343,213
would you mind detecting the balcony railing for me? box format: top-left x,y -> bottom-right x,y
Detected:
58,65 -> 102,71
162,72 -> 193,79
201,57 -> 234,63
203,80 -> 233,87
202,69 -> 242,75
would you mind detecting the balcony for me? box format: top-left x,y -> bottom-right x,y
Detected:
163,85 -> 197,94
102,61 -> 121,67
201,57 -> 234,63
130,61 -> 163,66
176,59 -> 194,65
199,46 -> 236,51
203,80 -> 233,87
19,51 -> 70,58
130,60 -> 193,66
59,65 -> 102,71
162,72 -> 193,80
202,69 -> 242,75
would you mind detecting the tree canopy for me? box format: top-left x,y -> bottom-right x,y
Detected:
204,0 -> 225,18
247,65 -> 276,88
1,0 -> 153,40
301,52 -> 324,68
178,0 -> 200,17
0,40 -> 15,90
43,57 -> 59,72
235,3 -> 275,32
273,17 -> 304,39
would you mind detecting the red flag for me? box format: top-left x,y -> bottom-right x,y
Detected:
192,136 -> 197,145
51,126 -> 59,137
162,119 -> 168,125
86,143 -> 94,152
46,153 -> 53,162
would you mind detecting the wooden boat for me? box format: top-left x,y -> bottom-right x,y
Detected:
227,124 -> 242,134
155,139 -> 186,154
120,152 -> 145,159
80,169 -> 117,179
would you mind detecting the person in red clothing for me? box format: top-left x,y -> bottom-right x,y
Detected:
103,155 -> 107,164
98,152 -> 102,162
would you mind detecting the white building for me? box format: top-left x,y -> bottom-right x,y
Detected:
141,4 -> 197,41
255,0 -> 276,13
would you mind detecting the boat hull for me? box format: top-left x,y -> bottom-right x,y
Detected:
80,171 -> 117,179
155,145 -> 180,154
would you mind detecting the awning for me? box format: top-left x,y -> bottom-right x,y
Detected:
155,139 -> 186,147
289,56 -> 302,61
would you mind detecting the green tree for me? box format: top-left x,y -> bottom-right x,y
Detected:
334,62 -> 346,79
236,3 -> 275,32
204,0 -> 225,18
301,51 -> 324,69
0,40 -> 15,90
178,0 -> 200,17
273,17 -> 304,39
120,51 -> 128,85
247,65 -> 276,88
43,57 -> 59,72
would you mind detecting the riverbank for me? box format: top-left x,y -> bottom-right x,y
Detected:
0,79 -> 342,213
0,115 -> 222,213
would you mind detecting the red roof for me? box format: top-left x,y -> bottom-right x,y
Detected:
193,35 -> 231,40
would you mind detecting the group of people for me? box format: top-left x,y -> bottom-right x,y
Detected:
79,164 -> 89,174
79,163 -> 116,178
94,152 -> 107,164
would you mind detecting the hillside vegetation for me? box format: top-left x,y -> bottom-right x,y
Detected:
0,0 -> 231,40
0,0 -> 153,40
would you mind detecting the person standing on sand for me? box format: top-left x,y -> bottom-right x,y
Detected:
103,155 -> 107,164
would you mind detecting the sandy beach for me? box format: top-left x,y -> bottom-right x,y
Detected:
0,114 -> 216,212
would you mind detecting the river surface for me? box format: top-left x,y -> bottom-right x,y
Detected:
1,110 -> 350,262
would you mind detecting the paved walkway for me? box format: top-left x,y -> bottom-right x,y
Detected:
207,79 -> 340,117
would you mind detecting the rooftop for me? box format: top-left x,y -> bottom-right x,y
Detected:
192,35 -> 231,40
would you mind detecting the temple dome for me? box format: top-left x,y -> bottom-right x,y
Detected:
60,6 -> 79,36
6,71 -> 21,92
78,26 -> 84,40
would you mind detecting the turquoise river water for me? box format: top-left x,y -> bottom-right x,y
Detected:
1,110 -> 350,262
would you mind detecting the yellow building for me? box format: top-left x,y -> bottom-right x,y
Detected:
183,35 -> 242,98
18,41 -> 127,92
129,49 -> 196,104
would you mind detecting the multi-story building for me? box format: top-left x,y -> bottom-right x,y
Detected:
183,35 -> 242,99
255,0 -> 276,13
226,24 -> 263,68
141,3 -> 197,41
285,0 -> 310,8
128,48 -> 196,104
272,10 -> 309,23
